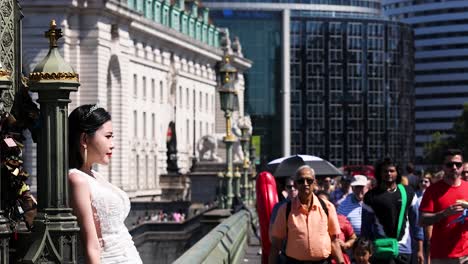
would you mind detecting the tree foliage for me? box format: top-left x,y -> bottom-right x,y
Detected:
424,103 -> 468,165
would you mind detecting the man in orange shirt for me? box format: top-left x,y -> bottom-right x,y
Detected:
269,165 -> 345,264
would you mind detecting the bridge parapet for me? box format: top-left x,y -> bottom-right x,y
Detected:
174,210 -> 250,264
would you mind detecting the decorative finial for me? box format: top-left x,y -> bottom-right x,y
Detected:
45,20 -> 63,48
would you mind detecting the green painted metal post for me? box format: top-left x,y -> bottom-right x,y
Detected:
22,20 -> 80,263
234,167 -> 241,202
0,62 -> 12,264
217,54 -> 238,209
238,116 -> 251,203
217,171 -> 225,209
224,118 -> 235,209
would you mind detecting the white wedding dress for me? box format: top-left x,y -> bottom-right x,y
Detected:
70,169 -> 143,264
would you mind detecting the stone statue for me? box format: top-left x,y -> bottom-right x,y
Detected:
232,36 -> 243,57
167,57 -> 178,106
231,120 -> 244,163
197,135 -> 222,162
219,28 -> 232,54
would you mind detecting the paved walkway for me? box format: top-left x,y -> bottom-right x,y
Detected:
242,231 -> 262,264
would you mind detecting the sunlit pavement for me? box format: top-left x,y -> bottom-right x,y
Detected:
243,232 -> 262,263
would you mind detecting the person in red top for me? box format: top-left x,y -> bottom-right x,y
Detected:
419,149 -> 468,264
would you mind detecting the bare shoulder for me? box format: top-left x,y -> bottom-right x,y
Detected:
68,171 -> 89,188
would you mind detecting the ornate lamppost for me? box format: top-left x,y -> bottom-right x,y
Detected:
217,54 -> 238,209
238,116 -> 251,203
0,61 -> 12,264
22,20 -> 80,263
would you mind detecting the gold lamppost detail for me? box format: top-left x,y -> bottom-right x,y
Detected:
217,55 -> 238,209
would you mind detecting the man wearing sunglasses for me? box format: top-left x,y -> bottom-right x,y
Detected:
419,149 -> 468,264
269,165 -> 345,264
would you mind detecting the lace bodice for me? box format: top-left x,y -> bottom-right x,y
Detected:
70,169 -> 142,264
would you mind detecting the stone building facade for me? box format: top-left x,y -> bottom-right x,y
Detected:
20,0 -> 251,199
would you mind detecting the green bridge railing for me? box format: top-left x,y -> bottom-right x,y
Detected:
173,210 -> 250,264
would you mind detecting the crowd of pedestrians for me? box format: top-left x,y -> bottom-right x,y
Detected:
268,148 -> 468,264
133,210 -> 186,225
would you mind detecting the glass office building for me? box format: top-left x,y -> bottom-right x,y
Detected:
205,0 -> 415,167
383,0 -> 468,166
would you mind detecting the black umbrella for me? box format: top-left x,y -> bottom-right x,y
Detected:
266,154 -> 343,178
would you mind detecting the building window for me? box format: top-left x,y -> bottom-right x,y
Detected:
212,95 -> 214,113
152,113 -> 155,139
160,80 -> 164,103
199,121 -> 203,137
133,74 -> 137,97
187,119 -> 190,147
151,78 -> 155,102
186,88 -> 189,107
199,91 -> 203,111
142,76 -> 147,99
143,112 -> 147,138
136,154 -> 140,186
133,110 -> 138,137
179,86 -> 183,107
193,90 -> 196,111
145,155 -> 149,187
205,93 -> 208,112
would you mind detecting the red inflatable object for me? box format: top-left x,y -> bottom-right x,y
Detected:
256,171 -> 278,264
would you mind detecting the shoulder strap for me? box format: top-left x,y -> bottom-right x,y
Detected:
396,184 -> 407,238
317,197 -> 329,217
284,200 -> 292,251
286,199 -> 291,225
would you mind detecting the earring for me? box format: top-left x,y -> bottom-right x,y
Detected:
83,147 -> 88,165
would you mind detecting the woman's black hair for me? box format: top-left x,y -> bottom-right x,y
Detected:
68,104 -> 111,169
374,157 -> 402,186
352,237 -> 373,254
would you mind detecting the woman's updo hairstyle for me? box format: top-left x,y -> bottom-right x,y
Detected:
68,104 -> 111,169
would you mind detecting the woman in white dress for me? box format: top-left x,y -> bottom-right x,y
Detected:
68,104 -> 143,264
